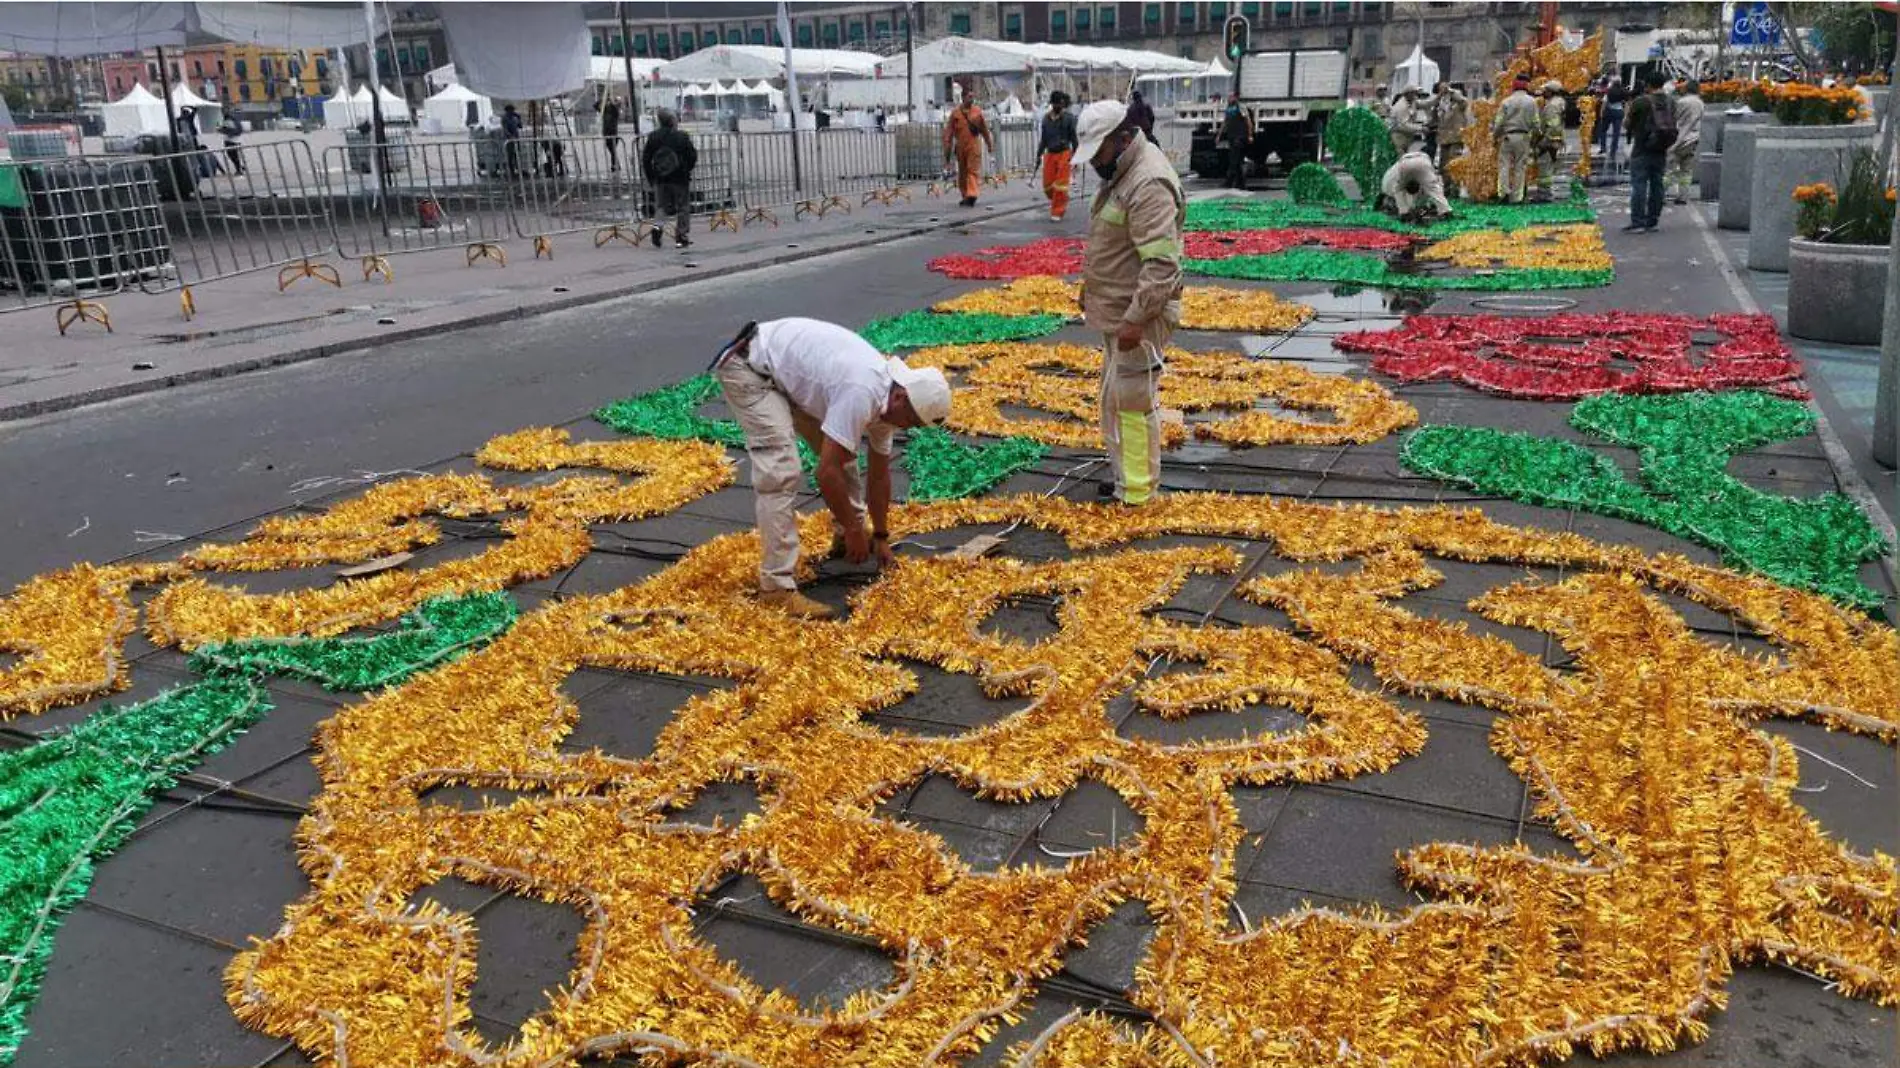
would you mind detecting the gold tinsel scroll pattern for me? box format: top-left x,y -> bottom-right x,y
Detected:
1448,31 -> 1604,203
0,433 -> 734,721
903,342 -> 1416,450
227,493 -> 1898,1068
934,276 -> 1316,333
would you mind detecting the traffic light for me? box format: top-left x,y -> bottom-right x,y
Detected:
1224,15 -> 1249,62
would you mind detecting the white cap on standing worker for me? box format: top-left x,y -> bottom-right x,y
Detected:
1074,99 -> 1130,163
887,359 -> 952,426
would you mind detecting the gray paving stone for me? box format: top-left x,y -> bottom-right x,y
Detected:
860,658 -> 1024,736
662,779 -> 765,829
12,658 -> 199,737
965,989 -> 1095,1067
193,691 -> 337,787
1058,899 -> 1153,995
1325,719 -> 1525,823
1760,719 -> 1899,859
562,672 -> 722,761
1590,965 -> 1895,1067
457,884 -> 590,1048
13,907 -> 285,1068
692,875 -> 897,1013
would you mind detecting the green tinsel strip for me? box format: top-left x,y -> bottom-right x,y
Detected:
1286,162 -> 1349,206
0,593 -> 519,1064
189,592 -> 518,691
1401,391 -> 1890,608
860,311 -> 1064,352
1183,250 -> 1611,290
1322,107 -> 1397,206
595,374 -> 821,472
1183,194 -> 1596,237
902,428 -> 1048,502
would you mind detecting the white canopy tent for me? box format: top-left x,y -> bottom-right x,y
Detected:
1392,45 -> 1440,95
655,45 -> 879,84
321,85 -> 365,129
587,55 -> 669,85
352,84 -> 412,123
878,39 -> 1202,79
423,83 -> 492,129
103,83 -> 171,136
165,83 -> 222,131
1134,55 -> 1231,106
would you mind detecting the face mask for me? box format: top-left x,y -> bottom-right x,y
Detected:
1091,135 -> 1126,180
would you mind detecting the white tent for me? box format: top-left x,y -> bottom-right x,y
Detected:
103,83 -> 171,135
655,44 -> 878,83
587,55 -> 668,85
426,62 -> 459,91
1393,45 -> 1440,95
351,84 -> 412,123
165,82 -> 223,131
423,82 -> 492,128
321,85 -> 364,128
879,39 -> 1202,78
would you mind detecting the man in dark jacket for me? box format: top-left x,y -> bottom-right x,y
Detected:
1622,71 -> 1670,233
1126,89 -> 1156,143
1219,94 -> 1252,189
601,95 -> 622,172
642,108 -> 697,248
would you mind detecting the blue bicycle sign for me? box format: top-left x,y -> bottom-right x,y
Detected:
1730,2 -> 1783,47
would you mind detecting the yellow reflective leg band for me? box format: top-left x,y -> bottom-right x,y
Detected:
1119,411 -> 1153,504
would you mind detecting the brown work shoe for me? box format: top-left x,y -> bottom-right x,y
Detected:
757,589 -> 836,619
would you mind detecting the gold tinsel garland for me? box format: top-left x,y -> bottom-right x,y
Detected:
934,277 -> 1316,333
1448,31 -> 1605,202
1420,224 -> 1611,274
902,342 -> 1416,450
0,562 -> 182,718
211,488 -> 1896,1068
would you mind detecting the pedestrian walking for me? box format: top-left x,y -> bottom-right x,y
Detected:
1432,81 -> 1469,197
1492,74 -> 1537,203
1600,80 -> 1628,172
1074,100 -> 1184,507
1126,89 -> 1157,143
1038,91 -> 1078,221
942,93 -> 993,207
712,318 -> 952,619
1533,80 -> 1567,200
501,104 -> 524,176
1666,80 -> 1705,204
1623,70 -> 1675,232
1389,86 -> 1425,155
217,115 -> 245,176
642,108 -> 697,248
1219,94 -> 1253,189
602,95 -> 622,173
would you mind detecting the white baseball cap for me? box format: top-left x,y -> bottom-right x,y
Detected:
888,359 -> 951,425
1074,99 -> 1130,164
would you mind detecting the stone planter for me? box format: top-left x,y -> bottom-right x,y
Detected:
1748,124 -> 1879,272
1697,151 -> 1721,200
1716,113 -> 1771,230
1699,111 -> 1728,153
1787,238 -> 1890,345
1866,85 -> 1890,122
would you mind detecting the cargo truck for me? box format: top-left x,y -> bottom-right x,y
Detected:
1172,48 -> 1349,183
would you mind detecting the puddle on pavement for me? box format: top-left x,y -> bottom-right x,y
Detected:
1290,283 -> 1439,320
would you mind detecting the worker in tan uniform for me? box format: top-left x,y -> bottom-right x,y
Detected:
1532,79 -> 1567,201
1073,99 -> 1184,507
1492,74 -> 1538,203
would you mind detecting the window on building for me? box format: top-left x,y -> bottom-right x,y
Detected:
217,59 -> 226,74
1179,3 -> 1196,23
609,33 -> 623,55
170,61 -> 181,80
375,47 -> 388,69
266,80 -> 277,99
1242,1 -> 1260,13
591,34 -> 603,55
239,82 -> 251,101
726,28 -> 742,44
1005,12 -> 1022,38
750,27 -> 766,44
634,34 -> 648,55
233,59 -> 245,79
821,22 -> 839,45
679,31 -> 694,52
797,23 -> 814,46
1145,4 -> 1162,26
315,57 -> 326,77
875,19 -> 890,38
1334,0 -> 1351,10
192,60 -> 203,76
289,58 -> 302,78
1076,8 -> 1091,31
655,33 -> 670,57
1303,1 -> 1321,15
1052,10 -> 1067,36
849,21 -> 865,41
949,12 -> 971,35
1211,2 -> 1228,17
1099,6 -> 1115,29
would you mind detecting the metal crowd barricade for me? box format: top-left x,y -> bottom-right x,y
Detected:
145,138 -> 344,304
508,133 -> 647,255
323,135 -> 519,274
0,154 -> 170,332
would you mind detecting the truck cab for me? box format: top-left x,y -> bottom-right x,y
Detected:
1175,49 -> 1348,183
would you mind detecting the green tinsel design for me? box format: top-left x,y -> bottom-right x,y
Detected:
1183,195 -> 1596,236
1286,162 -> 1349,206
902,428 -> 1047,502
189,592 -> 518,691
594,374 -> 825,475
1322,107 -> 1397,205
860,310 -> 1064,352
1401,392 -> 1890,608
0,593 -> 518,1065
1184,250 -> 1611,290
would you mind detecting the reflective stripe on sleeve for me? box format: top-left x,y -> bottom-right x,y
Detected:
1135,237 -> 1179,261
1099,203 -> 1128,225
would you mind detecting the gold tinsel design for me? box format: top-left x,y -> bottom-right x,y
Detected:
903,342 -> 1416,450
1448,31 -> 1605,202
1421,224 -> 1612,274
219,490 -> 1895,1068
934,276 -> 1316,333
0,562 -> 182,718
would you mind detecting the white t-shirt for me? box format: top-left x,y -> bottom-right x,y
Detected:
748,318 -> 895,456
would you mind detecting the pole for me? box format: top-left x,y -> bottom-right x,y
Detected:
905,1 -> 916,116
777,0 -> 804,192
361,0 -> 388,223
1876,110 -> 1900,468
157,45 -> 180,154
381,0 -> 410,110
619,1 -> 642,135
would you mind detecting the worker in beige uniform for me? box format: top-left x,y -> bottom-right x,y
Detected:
1492,74 -> 1538,204
1073,99 -> 1184,507
1431,81 -> 1469,197
714,318 -> 952,618
1532,79 -> 1567,201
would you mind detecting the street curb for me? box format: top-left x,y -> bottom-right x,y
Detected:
0,200 -> 1041,424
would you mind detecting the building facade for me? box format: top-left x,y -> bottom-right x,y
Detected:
100,44 -> 338,112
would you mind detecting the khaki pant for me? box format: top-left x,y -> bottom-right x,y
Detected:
1534,141 -> 1560,192
1666,138 -> 1699,199
1099,317 -> 1172,505
1390,129 -> 1415,157
716,357 -> 866,592
1496,132 -> 1530,203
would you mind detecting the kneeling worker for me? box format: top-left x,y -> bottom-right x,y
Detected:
714,318 -> 953,619
1380,151 -> 1452,222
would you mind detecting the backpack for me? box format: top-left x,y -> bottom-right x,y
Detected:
648,136 -> 683,181
1642,93 -> 1678,154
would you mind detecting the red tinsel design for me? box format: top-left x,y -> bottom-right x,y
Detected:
927,229 -> 1414,279
1335,313 -> 1811,400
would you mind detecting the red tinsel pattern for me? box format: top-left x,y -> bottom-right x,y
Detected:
928,229 -> 1413,279
1334,313 -> 1811,400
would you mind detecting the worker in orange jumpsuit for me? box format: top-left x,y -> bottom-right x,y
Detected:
1037,90 -> 1078,221
942,91 -> 994,207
